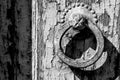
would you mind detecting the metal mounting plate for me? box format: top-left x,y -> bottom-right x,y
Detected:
58,3 -> 105,69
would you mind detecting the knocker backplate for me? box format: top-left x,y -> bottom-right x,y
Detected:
58,3 -> 106,70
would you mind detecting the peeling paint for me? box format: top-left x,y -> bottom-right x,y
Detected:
34,0 -> 120,80
99,10 -> 110,26
117,5 -> 120,52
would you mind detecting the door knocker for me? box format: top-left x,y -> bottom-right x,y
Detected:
58,3 -> 107,70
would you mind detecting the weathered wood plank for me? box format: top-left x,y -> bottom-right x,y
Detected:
0,0 -> 31,80
33,0 -> 120,80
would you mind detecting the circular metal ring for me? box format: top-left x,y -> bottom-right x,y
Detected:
58,3 -> 104,68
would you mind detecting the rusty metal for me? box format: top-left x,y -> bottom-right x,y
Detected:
58,3 -> 104,68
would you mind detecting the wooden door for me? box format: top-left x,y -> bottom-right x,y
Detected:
32,0 -> 120,80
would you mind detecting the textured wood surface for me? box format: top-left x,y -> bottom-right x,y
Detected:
0,0 -> 31,80
33,0 -> 120,80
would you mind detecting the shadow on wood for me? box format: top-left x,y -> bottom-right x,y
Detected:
65,27 -> 120,80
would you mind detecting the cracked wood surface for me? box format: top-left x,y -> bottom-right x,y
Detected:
32,0 -> 120,80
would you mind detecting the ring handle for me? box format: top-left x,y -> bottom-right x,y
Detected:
58,3 -> 104,68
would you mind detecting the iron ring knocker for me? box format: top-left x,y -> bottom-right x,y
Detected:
58,3 -> 105,69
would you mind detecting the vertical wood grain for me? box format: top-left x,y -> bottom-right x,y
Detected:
0,0 -> 31,80
32,0 -> 120,80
